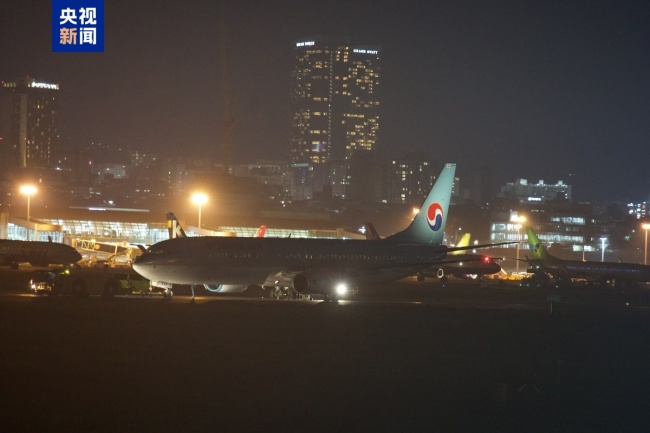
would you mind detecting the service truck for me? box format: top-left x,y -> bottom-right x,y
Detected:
49,267 -> 172,298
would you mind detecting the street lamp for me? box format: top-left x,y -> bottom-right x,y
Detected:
191,192 -> 208,233
20,185 -> 37,241
511,215 -> 526,274
642,223 -> 650,265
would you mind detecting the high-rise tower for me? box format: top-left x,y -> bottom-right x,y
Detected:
290,37 -> 380,199
0,77 -> 59,169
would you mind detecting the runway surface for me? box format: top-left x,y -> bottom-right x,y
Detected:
1,269 -> 650,432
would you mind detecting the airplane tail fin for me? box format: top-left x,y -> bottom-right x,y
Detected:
363,222 -> 382,240
525,227 -> 553,260
255,225 -> 267,238
166,212 -> 187,239
384,163 -> 456,245
450,233 -> 471,255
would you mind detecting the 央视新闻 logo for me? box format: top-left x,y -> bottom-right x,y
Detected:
52,0 -> 104,52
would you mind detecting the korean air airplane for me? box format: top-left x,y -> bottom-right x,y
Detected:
133,163 -> 498,301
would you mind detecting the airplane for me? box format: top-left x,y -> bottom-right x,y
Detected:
416,233 -> 502,282
134,164 -> 509,301
0,239 -> 82,269
166,212 -> 266,240
525,226 -> 650,287
364,224 -> 501,282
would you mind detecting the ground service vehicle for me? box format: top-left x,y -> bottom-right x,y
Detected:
50,268 -> 170,298
29,269 -> 59,294
112,271 -> 157,295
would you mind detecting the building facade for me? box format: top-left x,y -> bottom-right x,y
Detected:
0,77 -> 60,169
289,36 -> 380,199
499,178 -> 572,203
385,154 -> 439,205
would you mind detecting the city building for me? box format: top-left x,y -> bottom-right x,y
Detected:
628,201 -> 648,219
0,77 -> 60,169
384,153 -> 439,205
498,178 -> 572,203
488,199 -> 609,257
289,36 -> 380,199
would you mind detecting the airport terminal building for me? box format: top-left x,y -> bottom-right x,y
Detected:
1,207 -> 363,259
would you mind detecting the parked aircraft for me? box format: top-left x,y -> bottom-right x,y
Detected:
0,239 -> 82,269
134,164 -> 507,301
166,212 -> 266,241
526,227 -> 650,287
416,233 -> 502,282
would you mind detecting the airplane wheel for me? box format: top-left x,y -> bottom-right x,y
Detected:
416,274 -> 425,282
162,289 -> 173,299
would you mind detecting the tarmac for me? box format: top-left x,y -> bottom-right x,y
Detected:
1,267 -> 649,432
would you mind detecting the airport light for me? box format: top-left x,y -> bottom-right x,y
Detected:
642,223 -> 650,265
600,237 -> 607,262
192,193 -> 208,232
511,215 -> 526,274
20,185 -> 37,240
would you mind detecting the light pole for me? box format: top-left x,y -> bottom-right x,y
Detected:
642,223 -> 650,265
192,192 -> 208,233
600,237 -> 607,262
20,185 -> 37,241
512,215 -> 526,274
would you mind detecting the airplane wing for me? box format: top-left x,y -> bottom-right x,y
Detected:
444,240 -> 515,254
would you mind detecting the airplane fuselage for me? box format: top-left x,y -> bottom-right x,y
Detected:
0,240 -> 82,268
133,236 -> 448,292
534,258 -> 650,283
422,254 -> 501,279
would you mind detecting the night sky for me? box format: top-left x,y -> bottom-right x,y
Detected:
2,0 -> 649,202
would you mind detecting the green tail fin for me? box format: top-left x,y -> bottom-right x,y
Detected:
525,227 -> 553,260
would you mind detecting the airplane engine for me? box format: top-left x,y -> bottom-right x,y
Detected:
265,271 -> 352,298
436,268 -> 445,279
265,272 -> 312,293
203,284 -> 248,293
290,273 -> 352,297
291,273 -> 310,293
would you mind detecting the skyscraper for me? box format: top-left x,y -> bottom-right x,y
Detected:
0,77 -> 60,169
290,36 -> 380,199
